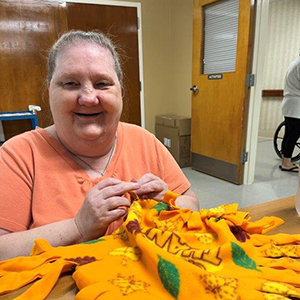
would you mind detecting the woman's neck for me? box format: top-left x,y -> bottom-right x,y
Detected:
45,125 -> 116,157
44,125 -> 117,178
67,135 -> 117,178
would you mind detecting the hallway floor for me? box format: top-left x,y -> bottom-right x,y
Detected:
182,138 -> 299,209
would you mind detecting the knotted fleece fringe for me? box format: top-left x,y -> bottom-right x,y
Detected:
1,191 -> 300,300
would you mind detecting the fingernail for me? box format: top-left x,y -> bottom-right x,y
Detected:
119,208 -> 127,215
131,178 -> 138,183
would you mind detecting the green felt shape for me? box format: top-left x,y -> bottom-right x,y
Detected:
231,242 -> 260,272
152,202 -> 170,214
157,254 -> 180,299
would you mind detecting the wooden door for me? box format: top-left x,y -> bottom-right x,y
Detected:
0,1 -> 141,141
66,3 -> 141,125
191,0 -> 255,184
0,0 -> 67,139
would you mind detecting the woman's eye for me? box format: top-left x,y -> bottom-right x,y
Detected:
95,82 -> 111,88
63,82 -> 79,88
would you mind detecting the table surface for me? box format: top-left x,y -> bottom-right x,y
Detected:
1,196 -> 299,300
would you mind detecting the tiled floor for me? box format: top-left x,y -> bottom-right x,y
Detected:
182,138 -> 299,209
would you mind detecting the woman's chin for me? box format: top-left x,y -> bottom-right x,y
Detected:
74,129 -> 104,142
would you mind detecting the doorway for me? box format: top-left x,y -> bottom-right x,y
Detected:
244,0 -> 300,184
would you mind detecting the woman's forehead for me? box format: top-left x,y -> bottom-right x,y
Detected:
54,43 -> 116,75
57,42 -> 114,63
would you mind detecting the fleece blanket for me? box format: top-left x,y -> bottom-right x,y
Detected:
1,191 -> 300,300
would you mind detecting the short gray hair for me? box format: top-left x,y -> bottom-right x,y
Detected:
47,30 -> 123,85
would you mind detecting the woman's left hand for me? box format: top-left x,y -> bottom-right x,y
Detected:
133,173 -> 169,201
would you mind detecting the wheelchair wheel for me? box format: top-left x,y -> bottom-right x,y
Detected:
273,120 -> 300,162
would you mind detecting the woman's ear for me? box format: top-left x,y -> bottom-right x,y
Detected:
121,86 -> 126,99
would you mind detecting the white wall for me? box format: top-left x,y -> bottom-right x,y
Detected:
259,0 -> 300,138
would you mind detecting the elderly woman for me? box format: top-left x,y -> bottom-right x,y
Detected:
0,31 -> 198,261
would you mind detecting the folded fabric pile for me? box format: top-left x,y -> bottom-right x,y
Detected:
1,191 -> 300,300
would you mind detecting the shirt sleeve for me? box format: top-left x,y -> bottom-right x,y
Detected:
152,135 -> 191,194
0,137 -> 33,232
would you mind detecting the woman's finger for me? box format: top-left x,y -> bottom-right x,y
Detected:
135,180 -> 162,195
100,182 -> 141,199
88,179 -> 140,200
86,178 -> 123,198
103,196 -> 131,211
93,177 -> 123,190
135,180 -> 168,201
136,173 -> 157,185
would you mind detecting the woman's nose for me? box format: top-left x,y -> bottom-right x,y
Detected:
78,87 -> 99,106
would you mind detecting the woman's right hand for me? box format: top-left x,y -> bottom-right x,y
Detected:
74,178 -> 140,241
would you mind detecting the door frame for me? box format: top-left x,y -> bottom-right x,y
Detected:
243,0 -> 269,184
48,0 -> 145,128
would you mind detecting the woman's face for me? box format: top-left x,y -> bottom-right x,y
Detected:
49,42 -> 122,153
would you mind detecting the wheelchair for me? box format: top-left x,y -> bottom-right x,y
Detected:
273,120 -> 300,162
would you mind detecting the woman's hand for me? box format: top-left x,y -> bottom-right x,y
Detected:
134,175 -> 199,211
74,178 -> 140,241
134,173 -> 169,201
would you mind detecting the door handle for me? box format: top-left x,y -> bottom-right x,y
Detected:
190,85 -> 198,93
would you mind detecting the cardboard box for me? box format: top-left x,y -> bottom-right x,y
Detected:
155,115 -> 191,167
155,115 -> 191,135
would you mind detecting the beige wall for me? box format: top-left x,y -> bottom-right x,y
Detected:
109,0 -> 193,133
170,0 -> 194,118
259,0 -> 300,138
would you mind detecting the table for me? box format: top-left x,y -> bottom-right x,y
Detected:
0,111 -> 39,128
1,196 -> 299,300
240,195 -> 300,235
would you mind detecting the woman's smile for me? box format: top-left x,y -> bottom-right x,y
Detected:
74,112 -> 103,118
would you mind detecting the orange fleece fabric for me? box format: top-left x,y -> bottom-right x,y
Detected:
1,192 -> 300,300
0,122 -> 190,232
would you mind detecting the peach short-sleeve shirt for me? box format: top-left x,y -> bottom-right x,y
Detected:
0,122 -> 190,232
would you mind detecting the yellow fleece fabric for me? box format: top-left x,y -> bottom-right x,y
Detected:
1,191 -> 300,300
